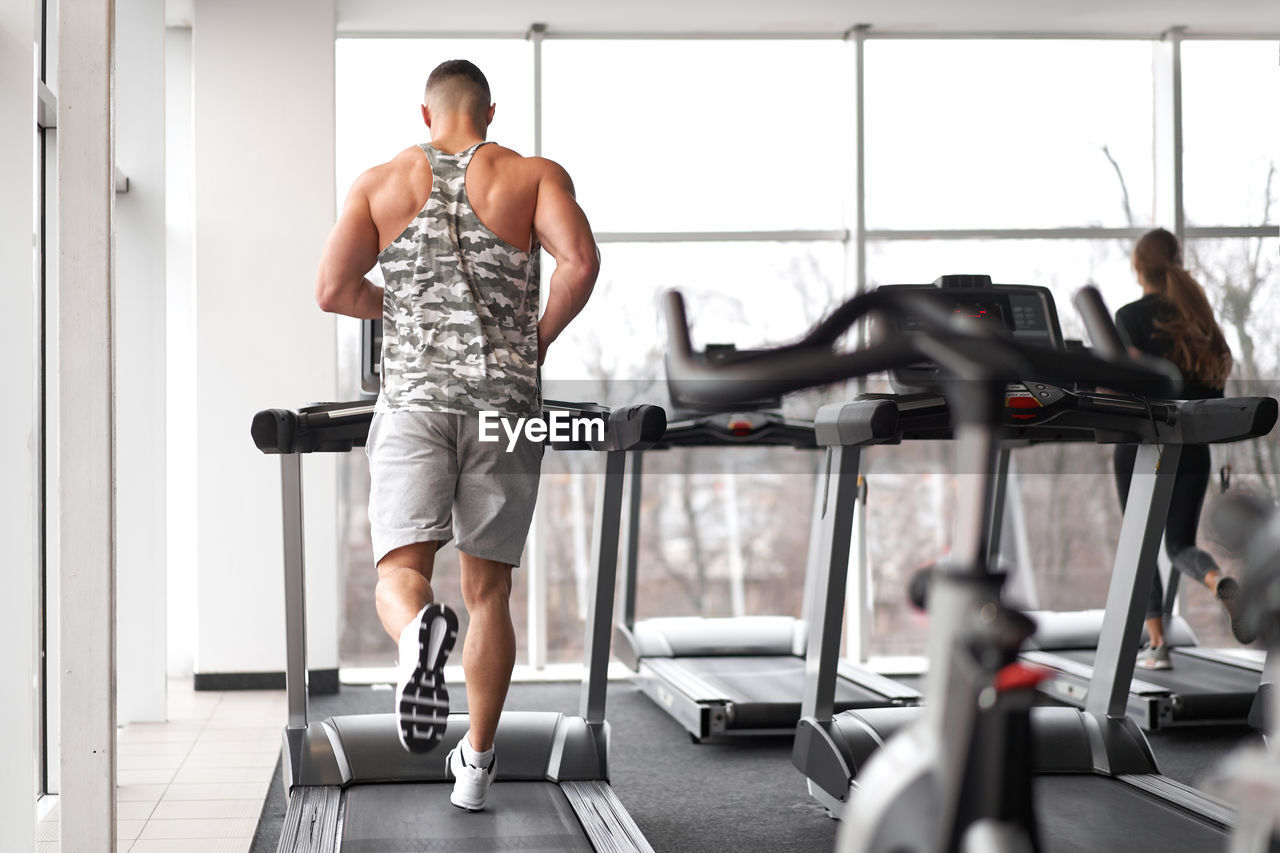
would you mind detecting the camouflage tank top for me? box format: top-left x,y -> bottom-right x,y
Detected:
376,141 -> 541,416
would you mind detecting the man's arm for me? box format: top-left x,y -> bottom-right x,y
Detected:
315,173 -> 384,319
532,161 -> 600,364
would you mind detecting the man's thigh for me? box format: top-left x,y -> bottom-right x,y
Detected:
367,411 -> 459,565
452,414 -> 544,568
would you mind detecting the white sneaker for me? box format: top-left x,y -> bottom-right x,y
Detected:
447,742 -> 497,811
394,602 -> 458,753
1137,644 -> 1172,670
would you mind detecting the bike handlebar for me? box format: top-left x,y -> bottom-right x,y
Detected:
664,285 -> 1182,407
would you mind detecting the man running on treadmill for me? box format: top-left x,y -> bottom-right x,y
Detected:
314,59 -> 599,811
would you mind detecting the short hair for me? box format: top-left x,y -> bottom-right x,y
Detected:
424,60 -> 491,127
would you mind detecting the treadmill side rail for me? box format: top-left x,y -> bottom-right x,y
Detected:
562,781 -> 657,853
1118,773 -> 1236,829
633,659 -> 719,739
278,786 -> 342,853
834,661 -> 924,704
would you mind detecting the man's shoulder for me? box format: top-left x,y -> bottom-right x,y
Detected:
358,146 -> 429,189
482,145 -> 560,174
345,148 -> 430,212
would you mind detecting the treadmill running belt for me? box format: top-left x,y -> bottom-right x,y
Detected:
1053,648 -> 1260,721
341,783 -> 594,852
1035,775 -> 1225,852
659,656 -> 902,729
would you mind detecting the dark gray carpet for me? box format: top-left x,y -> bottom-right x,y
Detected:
1147,723 -> 1263,790
250,680 -> 837,853
249,680 -> 1261,853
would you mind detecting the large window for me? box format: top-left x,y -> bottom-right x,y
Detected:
542,241 -> 846,391
1172,40 -> 1278,646
334,37 -> 852,667
335,33 -> 1280,669
1181,41 -> 1280,228
335,39 -> 534,203
858,36 -> 1280,656
864,40 -> 1155,231
541,40 -> 850,233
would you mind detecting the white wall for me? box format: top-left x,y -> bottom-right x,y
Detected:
116,0 -> 168,723
0,1 -> 41,848
191,0 -> 339,677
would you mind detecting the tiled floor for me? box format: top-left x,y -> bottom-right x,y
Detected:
38,679 -> 283,852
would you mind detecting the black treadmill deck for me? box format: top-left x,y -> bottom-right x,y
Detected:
642,655 -> 914,732
1036,775 -> 1226,853
342,783 -> 595,852
1051,647 -> 1260,724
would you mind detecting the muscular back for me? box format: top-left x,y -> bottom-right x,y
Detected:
366,143 -> 543,254
315,130 -> 597,373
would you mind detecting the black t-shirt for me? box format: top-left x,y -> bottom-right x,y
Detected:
1114,293 -> 1223,400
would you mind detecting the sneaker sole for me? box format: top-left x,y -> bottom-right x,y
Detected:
1217,577 -> 1258,645
396,603 -> 458,753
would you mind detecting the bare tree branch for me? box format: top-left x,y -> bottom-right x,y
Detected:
1102,145 -> 1135,228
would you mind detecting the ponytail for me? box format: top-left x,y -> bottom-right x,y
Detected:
1133,229 -> 1232,390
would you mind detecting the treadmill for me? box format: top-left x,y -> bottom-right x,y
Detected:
1022,606 -> 1265,729
781,279 -> 1278,848
612,398 -> 920,741
251,397 -> 666,852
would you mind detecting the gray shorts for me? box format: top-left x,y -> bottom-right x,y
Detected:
366,410 -> 544,567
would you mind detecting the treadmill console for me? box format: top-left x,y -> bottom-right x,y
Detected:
878,274 -> 1065,389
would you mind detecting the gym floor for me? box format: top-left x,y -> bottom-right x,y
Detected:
37,681 -> 283,853
38,676 -> 1259,853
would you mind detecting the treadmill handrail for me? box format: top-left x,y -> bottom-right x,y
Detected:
813,391 -> 1277,449
251,399 -> 667,455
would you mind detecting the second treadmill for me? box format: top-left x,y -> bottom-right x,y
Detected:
613,407 -> 919,741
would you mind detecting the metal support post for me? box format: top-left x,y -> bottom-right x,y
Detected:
1087,443 -> 1182,718
618,451 -> 644,633
581,450 -> 627,724
802,445 -> 863,721
280,453 -> 310,730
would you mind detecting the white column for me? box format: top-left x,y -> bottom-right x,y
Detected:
192,0 -> 338,681
57,0 -> 117,848
1154,28 -> 1184,237
165,25 -> 197,678
115,0 -> 168,723
0,1 -> 41,849
844,25 -> 868,304
724,472 -> 746,618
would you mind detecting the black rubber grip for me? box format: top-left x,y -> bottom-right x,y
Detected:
251,408 -> 297,454
601,404 -> 667,452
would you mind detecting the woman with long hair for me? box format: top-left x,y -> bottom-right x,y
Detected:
1113,227 -> 1251,670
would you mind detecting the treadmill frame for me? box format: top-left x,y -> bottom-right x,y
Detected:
793,391 -> 1273,833
268,404 -> 656,853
